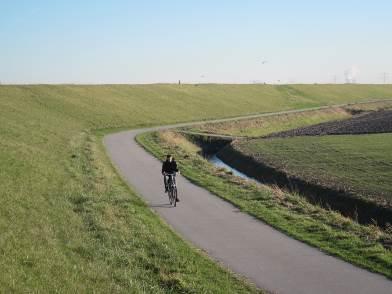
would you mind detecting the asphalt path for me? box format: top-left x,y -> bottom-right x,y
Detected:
104,106 -> 392,294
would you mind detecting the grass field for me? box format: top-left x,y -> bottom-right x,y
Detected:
2,84 -> 392,291
183,100 -> 392,138
233,134 -> 392,207
137,130 -> 392,278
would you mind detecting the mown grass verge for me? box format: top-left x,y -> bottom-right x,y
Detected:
136,130 -> 392,279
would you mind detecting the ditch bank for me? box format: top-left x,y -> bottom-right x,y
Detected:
181,132 -> 233,157
217,143 -> 392,228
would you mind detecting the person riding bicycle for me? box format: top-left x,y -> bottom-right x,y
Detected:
162,154 -> 179,200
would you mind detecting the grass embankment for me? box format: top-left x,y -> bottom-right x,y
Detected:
233,134 -> 392,207
137,130 -> 392,279
2,84 -> 392,291
183,100 -> 392,138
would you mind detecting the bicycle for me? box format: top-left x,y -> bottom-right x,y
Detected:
165,173 -> 178,207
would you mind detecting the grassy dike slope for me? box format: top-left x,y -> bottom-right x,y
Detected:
1,84 -> 392,292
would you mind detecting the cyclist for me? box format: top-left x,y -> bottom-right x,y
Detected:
162,154 -> 179,201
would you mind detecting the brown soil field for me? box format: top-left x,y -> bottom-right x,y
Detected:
267,110 -> 392,138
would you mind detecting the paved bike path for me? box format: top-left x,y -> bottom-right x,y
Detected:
104,116 -> 392,294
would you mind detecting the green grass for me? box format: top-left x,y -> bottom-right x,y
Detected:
137,130 -> 392,279
234,134 -> 392,206
1,84 -> 392,291
183,100 -> 392,137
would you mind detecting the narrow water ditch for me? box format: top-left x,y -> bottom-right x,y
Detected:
208,154 -> 254,180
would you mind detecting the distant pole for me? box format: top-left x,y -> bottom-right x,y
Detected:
381,72 -> 389,84
178,80 -> 181,85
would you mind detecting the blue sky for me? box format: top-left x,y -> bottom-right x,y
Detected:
0,0 -> 391,84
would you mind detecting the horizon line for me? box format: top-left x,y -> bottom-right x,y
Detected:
1,82 -> 391,86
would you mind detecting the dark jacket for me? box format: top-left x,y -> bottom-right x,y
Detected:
162,160 -> 178,174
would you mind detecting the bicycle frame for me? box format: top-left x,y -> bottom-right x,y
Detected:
164,173 -> 177,206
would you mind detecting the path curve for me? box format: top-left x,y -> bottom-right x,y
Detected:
104,106 -> 392,294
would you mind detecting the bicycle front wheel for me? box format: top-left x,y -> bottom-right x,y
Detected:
168,188 -> 173,205
173,187 -> 177,207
